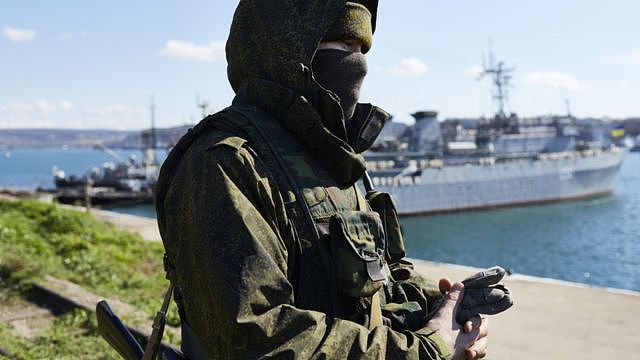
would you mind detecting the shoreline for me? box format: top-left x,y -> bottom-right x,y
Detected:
410,258 -> 640,297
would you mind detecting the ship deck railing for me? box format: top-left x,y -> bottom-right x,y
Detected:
365,147 -> 620,173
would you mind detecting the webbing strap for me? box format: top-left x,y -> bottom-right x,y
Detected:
354,185 -> 368,211
142,283 -> 174,360
369,291 -> 383,330
227,106 -> 321,242
363,171 -> 383,330
226,105 -> 339,314
162,257 -> 207,359
180,321 -> 207,360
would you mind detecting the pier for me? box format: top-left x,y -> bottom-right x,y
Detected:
412,261 -> 640,359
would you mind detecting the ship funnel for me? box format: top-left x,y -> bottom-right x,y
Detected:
408,111 -> 443,153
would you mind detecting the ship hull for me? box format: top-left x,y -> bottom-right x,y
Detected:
370,149 -> 626,216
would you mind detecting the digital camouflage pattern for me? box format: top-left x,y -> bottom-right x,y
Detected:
328,210 -> 387,299
155,1 -> 453,358
322,3 -> 374,53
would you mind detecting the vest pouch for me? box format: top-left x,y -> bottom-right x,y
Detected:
366,190 -> 405,262
329,211 -> 388,298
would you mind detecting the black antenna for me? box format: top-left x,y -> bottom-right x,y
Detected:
477,44 -> 515,120
149,96 -> 157,149
564,98 -> 572,118
195,93 -> 210,119
140,96 -> 159,166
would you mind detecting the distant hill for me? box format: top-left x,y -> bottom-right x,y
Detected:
0,129 -> 133,149
0,126 -> 191,149
113,126 -> 191,149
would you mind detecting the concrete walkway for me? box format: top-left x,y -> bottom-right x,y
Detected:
412,260 -> 640,360
86,207 -> 161,242
88,209 -> 640,360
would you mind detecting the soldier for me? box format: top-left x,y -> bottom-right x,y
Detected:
155,1 -> 492,358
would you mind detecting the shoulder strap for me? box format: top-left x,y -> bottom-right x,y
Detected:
161,257 -> 207,360
142,273 -> 175,360
226,105 -> 320,241
225,105 -> 338,314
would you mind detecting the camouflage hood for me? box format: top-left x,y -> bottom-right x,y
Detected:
226,0 -> 378,98
227,0 -> 389,186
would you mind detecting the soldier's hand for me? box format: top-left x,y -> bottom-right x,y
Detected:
427,281 -> 489,360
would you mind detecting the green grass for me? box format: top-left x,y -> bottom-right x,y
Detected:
0,199 -> 179,359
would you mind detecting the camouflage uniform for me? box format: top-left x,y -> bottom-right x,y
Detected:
155,1 -> 451,358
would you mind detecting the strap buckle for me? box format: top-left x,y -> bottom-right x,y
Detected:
163,253 -> 176,281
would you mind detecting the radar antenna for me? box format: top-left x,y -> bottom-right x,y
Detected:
196,93 -> 210,119
477,46 -> 515,120
564,98 -> 572,118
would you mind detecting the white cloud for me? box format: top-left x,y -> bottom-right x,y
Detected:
465,65 -> 484,78
3,25 -> 37,42
159,40 -> 225,62
0,100 -> 73,128
0,101 -> 147,129
391,57 -> 429,77
2,100 -> 74,115
603,50 -> 640,65
524,71 -> 588,92
78,104 -> 145,120
59,100 -> 74,110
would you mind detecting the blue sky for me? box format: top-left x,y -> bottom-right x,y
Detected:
1,0 -> 639,129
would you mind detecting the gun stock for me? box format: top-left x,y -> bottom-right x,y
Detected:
96,300 -> 144,360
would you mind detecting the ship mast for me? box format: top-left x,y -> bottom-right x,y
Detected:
196,93 -> 210,119
478,48 -> 515,121
149,95 -> 157,149
142,96 -> 158,166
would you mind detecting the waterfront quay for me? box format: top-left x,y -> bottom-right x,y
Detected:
412,261 -> 640,359
96,208 -> 640,360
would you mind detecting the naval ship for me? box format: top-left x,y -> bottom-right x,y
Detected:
365,55 -> 626,215
53,99 -> 160,207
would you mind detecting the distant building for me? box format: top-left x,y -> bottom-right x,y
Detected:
624,118 -> 640,137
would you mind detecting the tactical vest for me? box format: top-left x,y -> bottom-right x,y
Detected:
222,105 -> 391,316
158,104 -> 406,359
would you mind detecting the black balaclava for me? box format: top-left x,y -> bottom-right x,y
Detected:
312,2 -> 373,120
312,49 -> 367,120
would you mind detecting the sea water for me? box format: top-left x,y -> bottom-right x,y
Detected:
2,148 -> 639,291
402,153 -> 640,291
